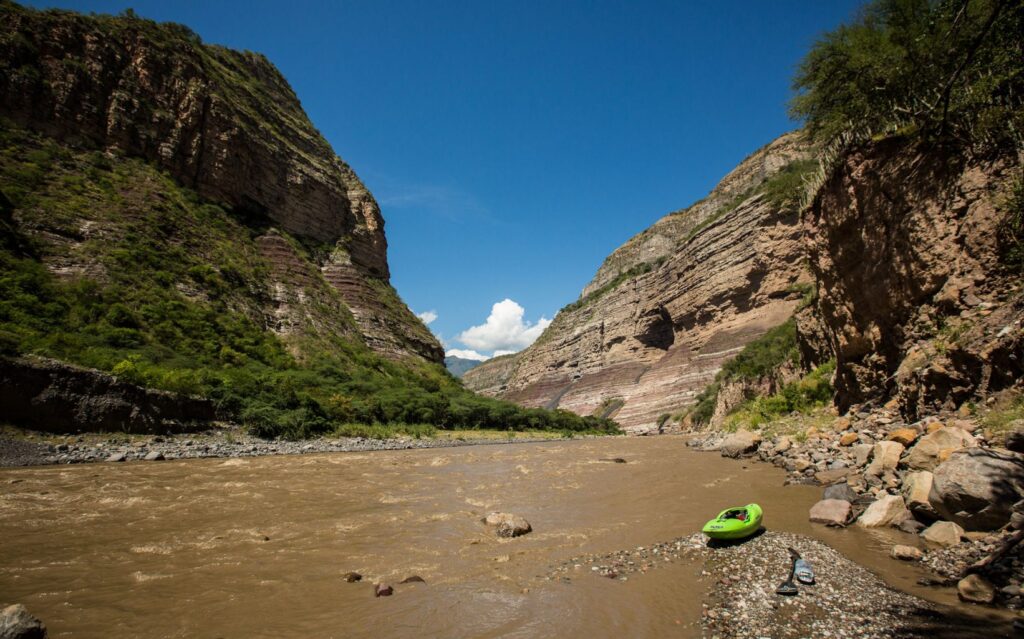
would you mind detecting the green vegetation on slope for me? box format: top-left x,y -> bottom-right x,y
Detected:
790,0 -> 1024,150
689,319 -> 801,426
0,123 -> 620,439
722,360 -> 836,432
1000,172 -> 1024,273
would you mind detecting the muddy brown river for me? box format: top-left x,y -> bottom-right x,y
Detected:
0,437 -> 1002,637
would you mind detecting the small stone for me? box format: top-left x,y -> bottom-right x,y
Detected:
839,433 -> 859,446
833,417 -> 852,432
887,428 -> 919,447
865,441 -> 904,476
106,452 -> 126,462
890,545 -> 923,561
958,574 -> 995,604
143,451 -> 164,461
342,572 -> 362,582
374,583 -> 393,597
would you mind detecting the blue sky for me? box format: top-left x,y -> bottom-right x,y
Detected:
26,0 -> 863,359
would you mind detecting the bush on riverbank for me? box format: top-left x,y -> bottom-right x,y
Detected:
723,360 -> 836,432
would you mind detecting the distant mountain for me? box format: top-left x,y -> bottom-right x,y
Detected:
445,356 -> 484,378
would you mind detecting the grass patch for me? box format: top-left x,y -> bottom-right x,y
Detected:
982,392 -> 1024,441
723,360 -> 837,432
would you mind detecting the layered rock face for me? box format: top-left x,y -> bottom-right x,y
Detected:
0,2 -> 440,361
465,133 -> 813,431
804,137 -> 1022,416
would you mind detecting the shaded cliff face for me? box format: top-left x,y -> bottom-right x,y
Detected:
0,1 -> 440,361
465,133 -> 815,432
804,137 -> 1022,417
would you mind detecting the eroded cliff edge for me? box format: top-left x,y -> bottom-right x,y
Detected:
0,1 -> 441,361
465,132 -> 816,432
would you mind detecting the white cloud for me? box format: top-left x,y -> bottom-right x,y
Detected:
445,349 -> 490,362
417,310 -> 438,325
456,299 -> 551,354
492,350 -> 516,357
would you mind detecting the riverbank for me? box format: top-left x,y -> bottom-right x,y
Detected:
687,400 -> 1024,622
0,424 -> 598,467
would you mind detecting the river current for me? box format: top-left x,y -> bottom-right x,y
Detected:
0,437 -> 992,637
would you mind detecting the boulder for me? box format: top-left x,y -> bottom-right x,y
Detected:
902,471 -> 936,517
374,583 -> 393,597
890,545 -> 923,561
0,604 -> 46,639
1005,420 -> 1024,453
921,521 -> 964,547
853,444 -> 874,467
106,452 -> 126,462
929,448 -> 1024,530
720,430 -> 762,458
857,495 -> 911,528
399,575 -> 426,584
866,441 -> 904,476
833,417 -> 852,432
958,574 -> 996,604
773,436 -> 792,454
815,468 -> 850,485
897,518 -> 926,534
906,427 -> 977,471
143,451 -> 164,461
483,512 -> 532,538
809,499 -> 853,526
888,428 -> 919,447
342,572 -> 362,583
823,482 -> 858,503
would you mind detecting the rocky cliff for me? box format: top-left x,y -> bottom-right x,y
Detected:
803,136 -> 1022,418
464,132 -> 816,432
0,0 -> 441,361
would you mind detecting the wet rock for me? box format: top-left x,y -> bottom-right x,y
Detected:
106,452 -> 126,462
823,482 -> 858,503
143,451 -> 164,461
598,458 -> 627,464
891,545 -> 923,561
374,583 -> 393,597
929,448 -> 1024,530
0,604 -> 47,639
342,572 -> 362,583
897,518 -> 926,534
483,512 -> 532,538
888,428 -> 920,447
906,427 -> 977,471
921,521 -> 964,547
958,574 -> 996,604
857,494 -> 911,528
809,499 -> 853,526
400,575 -> 426,584
720,430 -> 761,458
866,441 -> 904,476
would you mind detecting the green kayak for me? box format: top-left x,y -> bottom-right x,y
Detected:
701,503 -> 763,540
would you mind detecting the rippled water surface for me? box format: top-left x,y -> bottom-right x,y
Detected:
0,437 -> 987,637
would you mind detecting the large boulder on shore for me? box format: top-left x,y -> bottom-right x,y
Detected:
809,499 -> 853,526
483,512 -> 532,538
902,471 -> 936,518
929,448 -> 1024,531
920,521 -> 964,547
857,494 -> 910,528
958,574 -> 996,604
720,430 -> 762,458
0,604 -> 46,639
866,441 -> 904,476
906,427 -> 977,471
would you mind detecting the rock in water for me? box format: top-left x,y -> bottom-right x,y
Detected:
400,575 -> 426,584
374,583 -> 393,597
920,521 -> 964,547
342,572 -> 362,583
809,499 -> 853,526
857,495 -> 910,528
483,512 -> 532,538
719,431 -> 762,458
0,604 -> 47,639
958,574 -> 996,604
929,448 -> 1024,531
890,545 -> 923,561
822,482 -> 857,503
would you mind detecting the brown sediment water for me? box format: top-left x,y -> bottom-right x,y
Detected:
0,437 -> 1006,637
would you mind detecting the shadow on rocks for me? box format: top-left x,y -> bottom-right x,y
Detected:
890,605 -> 1015,639
705,527 -> 766,549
